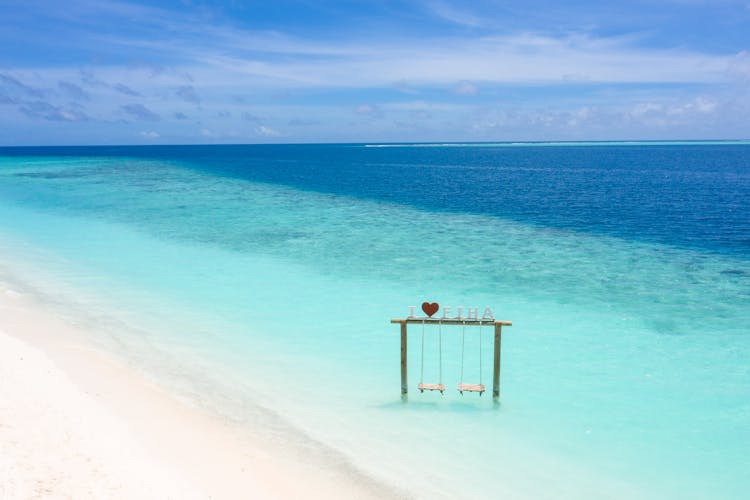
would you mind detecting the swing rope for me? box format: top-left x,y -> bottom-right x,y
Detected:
418,320 -> 445,394
479,323 -> 483,386
457,321 -> 485,395
438,322 -> 443,386
459,322 -> 466,383
420,320 -> 425,385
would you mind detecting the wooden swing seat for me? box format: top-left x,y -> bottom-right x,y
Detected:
457,383 -> 485,394
418,383 -> 446,393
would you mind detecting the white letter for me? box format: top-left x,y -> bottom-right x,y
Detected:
482,307 -> 494,320
456,306 -> 463,319
467,307 -> 478,320
408,306 -> 416,318
442,306 -> 452,319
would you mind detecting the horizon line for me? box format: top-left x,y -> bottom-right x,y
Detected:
2,139 -> 750,149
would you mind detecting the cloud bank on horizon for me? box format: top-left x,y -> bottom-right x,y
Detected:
1,0 -> 749,145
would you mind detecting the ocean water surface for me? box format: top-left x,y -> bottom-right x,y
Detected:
0,143 -> 748,498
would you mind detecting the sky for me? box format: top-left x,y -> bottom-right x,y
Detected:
1,0 -> 750,145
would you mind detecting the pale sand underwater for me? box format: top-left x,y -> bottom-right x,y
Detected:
0,280 -> 402,500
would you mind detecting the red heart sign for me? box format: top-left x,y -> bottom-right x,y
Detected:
422,302 -> 439,317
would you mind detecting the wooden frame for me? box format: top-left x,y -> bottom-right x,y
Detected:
390,317 -> 512,402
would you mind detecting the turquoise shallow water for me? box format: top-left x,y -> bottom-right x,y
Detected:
0,148 -> 749,498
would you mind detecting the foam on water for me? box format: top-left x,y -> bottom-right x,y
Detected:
0,150 -> 748,498
365,140 -> 750,147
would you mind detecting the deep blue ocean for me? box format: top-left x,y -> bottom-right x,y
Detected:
1,142 -> 748,499
4,142 -> 749,255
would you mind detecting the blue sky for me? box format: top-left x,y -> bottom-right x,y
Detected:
1,0 -> 749,145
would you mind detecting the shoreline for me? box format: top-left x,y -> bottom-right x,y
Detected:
0,235 -> 680,500
0,276 -> 404,499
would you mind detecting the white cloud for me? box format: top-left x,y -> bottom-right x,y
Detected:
728,50 -> 750,81
630,102 -> 663,118
254,125 -> 280,137
206,34 -> 730,90
454,81 -> 478,95
175,85 -> 200,104
355,104 -> 383,118
410,109 -> 431,120
3,1 -> 748,143
629,96 -> 717,122
463,94 -> 729,140
667,96 -> 717,115
622,96 -> 723,130
382,100 -> 465,112
74,21 -> 736,90
425,1 -> 484,27
392,80 -> 419,94
138,130 -> 159,138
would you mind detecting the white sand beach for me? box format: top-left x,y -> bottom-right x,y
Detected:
0,281 -> 395,500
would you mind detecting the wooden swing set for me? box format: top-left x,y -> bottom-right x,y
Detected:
391,303 -> 512,402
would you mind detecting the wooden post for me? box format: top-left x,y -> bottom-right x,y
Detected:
493,322 -> 502,401
400,321 -> 408,400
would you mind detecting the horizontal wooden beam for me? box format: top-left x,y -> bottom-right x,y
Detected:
390,318 -> 512,326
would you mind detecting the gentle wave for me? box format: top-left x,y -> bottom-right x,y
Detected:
364,140 -> 750,147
